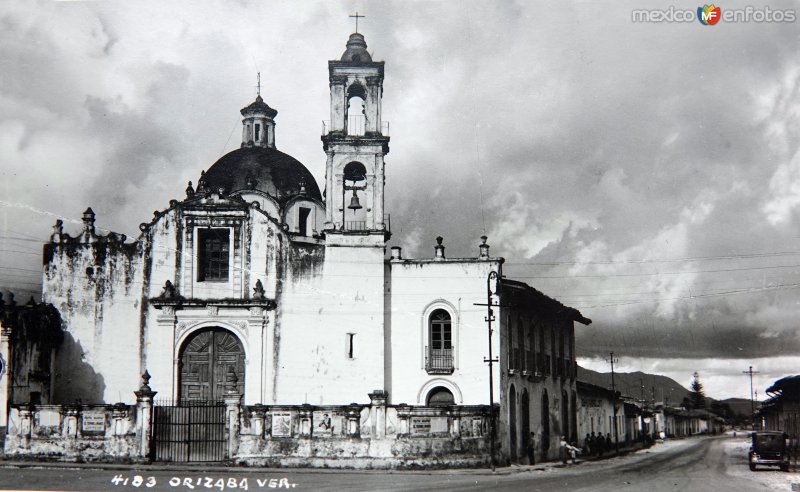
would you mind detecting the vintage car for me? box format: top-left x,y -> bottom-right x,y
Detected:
749,431 -> 789,472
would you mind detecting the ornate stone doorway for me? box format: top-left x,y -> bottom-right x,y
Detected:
178,328 -> 245,402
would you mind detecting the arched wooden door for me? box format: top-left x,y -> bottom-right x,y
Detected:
179,328 -> 245,402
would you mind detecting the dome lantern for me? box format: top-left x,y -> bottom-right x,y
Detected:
240,76 -> 278,149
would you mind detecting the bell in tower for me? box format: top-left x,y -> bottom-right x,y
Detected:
322,32 -> 390,241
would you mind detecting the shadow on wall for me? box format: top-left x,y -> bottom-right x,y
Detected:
52,331 -> 106,404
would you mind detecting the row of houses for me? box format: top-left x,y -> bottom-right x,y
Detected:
574,380 -> 724,452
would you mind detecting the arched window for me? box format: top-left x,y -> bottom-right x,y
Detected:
426,386 -> 454,406
507,315 -> 513,371
426,309 -> 453,374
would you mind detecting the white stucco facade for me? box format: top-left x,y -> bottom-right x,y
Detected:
37,32 -> 591,464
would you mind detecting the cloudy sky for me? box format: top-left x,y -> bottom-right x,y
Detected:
1,0 -> 798,399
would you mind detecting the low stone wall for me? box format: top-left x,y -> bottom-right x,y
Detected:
233,393 -> 494,468
3,382 -> 497,468
5,403 -> 139,461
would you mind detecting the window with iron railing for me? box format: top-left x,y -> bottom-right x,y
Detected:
427,309 -> 454,375
425,346 -> 454,375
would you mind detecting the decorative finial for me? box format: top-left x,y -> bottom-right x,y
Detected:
81,209 -> 96,243
349,11 -> 365,33
479,235 -> 490,259
256,72 -> 261,97
140,370 -> 152,391
51,219 -> 64,243
434,237 -> 445,260
253,279 -> 266,300
186,181 -> 195,198
159,280 -> 178,300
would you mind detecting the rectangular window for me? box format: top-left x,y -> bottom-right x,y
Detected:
346,333 -> 355,359
255,123 -> 261,141
298,207 -> 311,235
198,228 -> 230,281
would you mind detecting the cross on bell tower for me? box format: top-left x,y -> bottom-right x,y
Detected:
349,12 -> 365,33
322,30 -> 390,242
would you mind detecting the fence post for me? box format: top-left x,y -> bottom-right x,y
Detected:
369,390 -> 388,439
18,407 -> 32,449
134,371 -> 157,461
346,404 -> 361,437
61,405 -> 80,439
396,404 -> 411,437
299,404 -> 313,438
224,371 -> 242,460
250,404 -> 267,439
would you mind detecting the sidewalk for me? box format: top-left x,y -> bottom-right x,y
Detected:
0,441 -> 656,475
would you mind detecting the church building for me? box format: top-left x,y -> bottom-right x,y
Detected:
6,32 -> 591,466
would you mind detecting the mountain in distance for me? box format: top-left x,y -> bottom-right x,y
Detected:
578,366 -> 691,405
719,397 -> 755,416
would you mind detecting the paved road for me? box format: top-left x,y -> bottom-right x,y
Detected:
0,436 -> 796,491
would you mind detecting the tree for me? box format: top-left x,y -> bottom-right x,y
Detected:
690,372 -> 707,410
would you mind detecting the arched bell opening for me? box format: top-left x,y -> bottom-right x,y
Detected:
346,84 -> 367,136
341,161 -> 367,230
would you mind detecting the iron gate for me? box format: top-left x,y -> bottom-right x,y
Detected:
152,401 -> 226,462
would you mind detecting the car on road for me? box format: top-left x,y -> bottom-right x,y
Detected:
749,431 -> 789,472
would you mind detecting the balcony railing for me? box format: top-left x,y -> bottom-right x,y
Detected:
340,215 -> 391,234
322,119 -> 390,137
425,347 -> 454,375
344,221 -> 367,231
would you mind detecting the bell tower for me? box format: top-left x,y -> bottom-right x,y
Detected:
322,32 -> 390,244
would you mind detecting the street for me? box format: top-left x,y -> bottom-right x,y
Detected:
0,435 -> 797,491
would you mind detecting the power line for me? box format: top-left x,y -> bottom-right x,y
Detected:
505,251 -> 800,266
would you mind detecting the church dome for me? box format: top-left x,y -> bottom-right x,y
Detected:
201,146 -> 321,203
340,33 -> 372,63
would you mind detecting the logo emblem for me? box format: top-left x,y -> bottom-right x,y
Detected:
698,4 -> 721,25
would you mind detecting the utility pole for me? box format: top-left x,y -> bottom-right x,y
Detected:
475,271 -> 501,470
742,366 -> 760,430
609,352 -> 619,454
